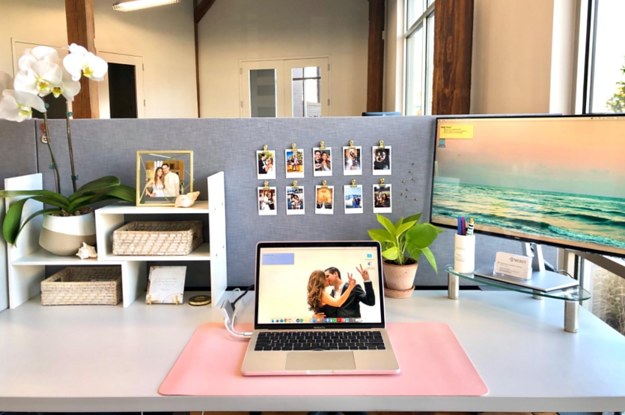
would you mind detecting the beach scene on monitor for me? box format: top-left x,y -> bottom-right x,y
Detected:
256,246 -> 382,325
431,118 -> 625,256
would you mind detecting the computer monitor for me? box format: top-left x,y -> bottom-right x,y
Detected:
430,114 -> 625,261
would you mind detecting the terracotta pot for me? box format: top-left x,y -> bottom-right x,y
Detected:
383,261 -> 418,299
39,212 -> 96,256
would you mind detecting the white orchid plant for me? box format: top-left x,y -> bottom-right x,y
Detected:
0,44 -> 135,245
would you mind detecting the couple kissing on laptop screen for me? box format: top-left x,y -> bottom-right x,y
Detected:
307,265 -> 375,323
256,243 -> 384,326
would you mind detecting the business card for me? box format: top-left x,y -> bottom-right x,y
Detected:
493,252 -> 532,279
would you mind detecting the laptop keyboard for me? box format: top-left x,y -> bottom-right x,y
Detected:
254,330 -> 386,351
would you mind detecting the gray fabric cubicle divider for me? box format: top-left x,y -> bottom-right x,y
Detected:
2,116 -> 525,288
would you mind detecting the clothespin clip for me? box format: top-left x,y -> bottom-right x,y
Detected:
291,143 -> 297,152
263,180 -> 269,190
292,180 -> 298,188
378,140 -> 385,148
351,179 -> 358,188
378,178 -> 386,189
319,141 -> 326,150
321,180 -> 328,189
348,139 -> 355,149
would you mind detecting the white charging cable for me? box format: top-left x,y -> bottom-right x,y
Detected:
221,297 -> 253,339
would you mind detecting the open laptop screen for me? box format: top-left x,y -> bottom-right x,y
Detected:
254,241 -> 386,329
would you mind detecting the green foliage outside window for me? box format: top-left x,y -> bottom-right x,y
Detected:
606,57 -> 625,113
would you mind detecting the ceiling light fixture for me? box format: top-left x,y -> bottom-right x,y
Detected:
112,0 -> 180,12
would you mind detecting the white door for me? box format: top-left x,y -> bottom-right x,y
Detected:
240,57 -> 330,117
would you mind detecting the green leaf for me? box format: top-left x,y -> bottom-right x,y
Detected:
395,219 -> 417,239
376,214 -> 396,235
14,207 -> 60,243
404,213 -> 422,224
2,199 -> 28,244
105,184 -> 136,202
420,247 -> 438,274
405,223 -> 442,249
77,176 -> 121,192
367,228 -> 393,243
0,190 -> 68,208
381,246 -> 400,261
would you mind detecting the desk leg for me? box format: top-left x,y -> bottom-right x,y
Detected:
564,300 -> 578,333
448,273 -> 459,299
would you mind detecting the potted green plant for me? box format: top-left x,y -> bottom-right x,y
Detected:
368,213 -> 443,298
0,44 -> 135,255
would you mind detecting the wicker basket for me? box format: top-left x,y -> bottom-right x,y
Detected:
41,266 -> 122,306
112,220 -> 203,256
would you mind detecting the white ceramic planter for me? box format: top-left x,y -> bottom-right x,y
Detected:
39,212 -> 96,256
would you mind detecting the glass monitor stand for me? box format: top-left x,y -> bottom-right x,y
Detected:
447,243 -> 591,333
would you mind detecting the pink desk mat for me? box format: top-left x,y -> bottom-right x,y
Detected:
159,322 -> 488,396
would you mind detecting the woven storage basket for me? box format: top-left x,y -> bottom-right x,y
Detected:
41,266 -> 122,306
112,220 -> 203,256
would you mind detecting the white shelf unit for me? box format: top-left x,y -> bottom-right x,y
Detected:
3,172 -> 227,310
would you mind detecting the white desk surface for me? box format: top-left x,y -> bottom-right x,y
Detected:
0,290 -> 624,413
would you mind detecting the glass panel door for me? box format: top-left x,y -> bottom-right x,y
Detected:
241,57 -> 329,117
249,69 -> 277,117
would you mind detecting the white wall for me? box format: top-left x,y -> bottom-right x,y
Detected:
471,0 -> 555,114
196,0 -> 369,117
0,0 -> 197,118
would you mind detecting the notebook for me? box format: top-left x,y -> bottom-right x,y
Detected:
240,240 -> 401,376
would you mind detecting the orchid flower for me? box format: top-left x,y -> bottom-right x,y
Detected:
0,71 -> 46,122
15,47 -> 64,97
63,43 -> 108,82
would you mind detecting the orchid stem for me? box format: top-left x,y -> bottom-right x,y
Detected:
42,113 -> 61,194
65,107 -> 77,193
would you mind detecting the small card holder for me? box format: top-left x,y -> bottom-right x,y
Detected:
493,252 -> 532,279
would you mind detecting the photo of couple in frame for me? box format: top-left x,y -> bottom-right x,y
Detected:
136,150 -> 193,206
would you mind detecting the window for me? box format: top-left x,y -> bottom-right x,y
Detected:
291,66 -> 321,118
240,58 -> 329,118
404,0 -> 435,116
580,0 -> 625,114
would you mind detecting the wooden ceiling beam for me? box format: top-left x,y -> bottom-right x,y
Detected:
65,0 -> 99,119
194,0 -> 216,24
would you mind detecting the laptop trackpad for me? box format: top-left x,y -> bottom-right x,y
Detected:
286,351 -> 356,371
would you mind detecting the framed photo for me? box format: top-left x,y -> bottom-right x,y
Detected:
258,186 -> 277,216
344,184 -> 363,214
313,147 -> 332,177
315,184 -> 334,215
285,148 -> 305,178
372,146 -> 392,175
373,183 -> 392,213
343,146 -> 362,176
136,150 -> 193,206
256,149 -> 276,180
286,185 -> 305,215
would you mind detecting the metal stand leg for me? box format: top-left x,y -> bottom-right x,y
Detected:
564,300 -> 579,333
448,273 -> 459,300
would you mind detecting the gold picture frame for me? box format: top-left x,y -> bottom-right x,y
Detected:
136,150 -> 194,206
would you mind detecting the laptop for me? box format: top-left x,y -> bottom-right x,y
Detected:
240,240 -> 401,376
